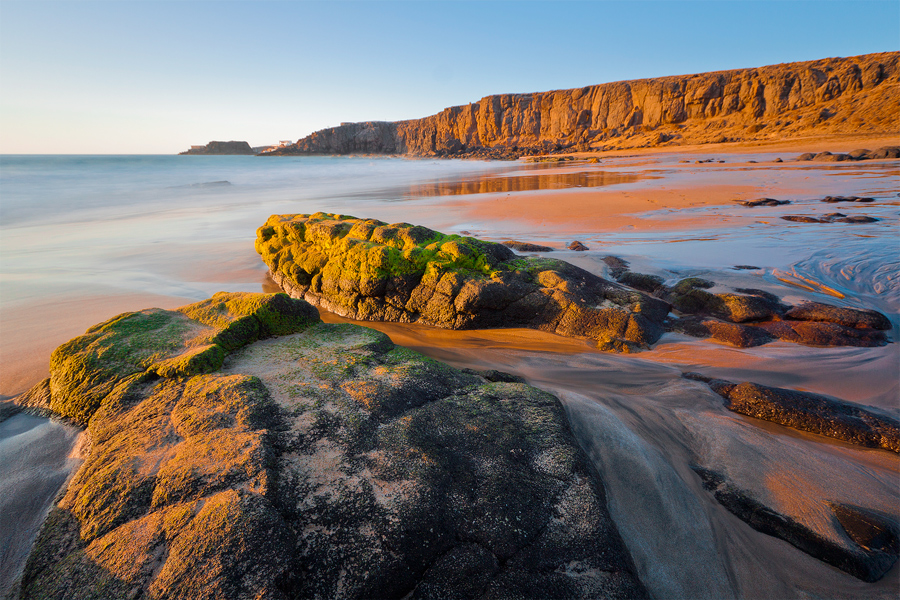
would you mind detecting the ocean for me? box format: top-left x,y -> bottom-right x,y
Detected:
1,152 -> 898,598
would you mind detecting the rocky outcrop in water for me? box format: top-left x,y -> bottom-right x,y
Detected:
796,147 -> 900,162
683,373 -> 900,452
256,213 -> 670,352
602,257 -> 892,349
179,141 -> 255,155
15,292 -> 647,600
268,52 -> 898,157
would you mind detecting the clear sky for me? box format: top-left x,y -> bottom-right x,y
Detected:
1,0 -> 897,154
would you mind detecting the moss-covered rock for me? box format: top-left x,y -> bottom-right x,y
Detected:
257,213 -> 670,351
19,295 -> 647,600
47,292 -> 318,425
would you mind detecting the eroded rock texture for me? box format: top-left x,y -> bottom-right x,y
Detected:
683,373 -> 900,453
256,213 -> 670,352
603,257 -> 891,349
16,292 -> 647,600
269,52 -> 898,156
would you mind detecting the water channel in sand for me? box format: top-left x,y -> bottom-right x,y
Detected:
1,148 -> 897,598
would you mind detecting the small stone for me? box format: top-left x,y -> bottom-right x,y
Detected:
568,241 -> 589,251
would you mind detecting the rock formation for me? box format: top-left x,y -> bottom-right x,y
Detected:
179,141 -> 255,155
15,292 -> 647,600
256,213 -> 670,352
683,373 -> 900,453
603,257 -> 892,349
268,52 -> 899,157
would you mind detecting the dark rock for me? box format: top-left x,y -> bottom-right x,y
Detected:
601,256 -> 630,279
867,146 -> 900,159
848,148 -> 871,159
18,295 -> 648,600
796,153 -> 815,161
782,215 -> 824,223
673,317 -> 773,347
568,241 -> 589,251
821,195 -> 875,203
617,272 -> 667,295
784,301 -> 892,330
692,466 -> 898,582
773,157 -> 783,163
502,240 -> 554,252
257,214 -> 670,351
836,215 -> 879,223
757,320 -> 888,347
460,368 -> 527,384
812,151 -> 850,162
694,378 -> 899,452
740,198 -> 791,207
732,265 -> 761,270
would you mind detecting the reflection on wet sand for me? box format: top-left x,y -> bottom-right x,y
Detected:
399,169 -> 642,198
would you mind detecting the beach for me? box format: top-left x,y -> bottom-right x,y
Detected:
1,137 -> 898,598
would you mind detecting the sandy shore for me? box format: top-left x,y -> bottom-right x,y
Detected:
439,134 -> 899,236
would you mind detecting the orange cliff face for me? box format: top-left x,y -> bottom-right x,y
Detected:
270,51 -> 899,157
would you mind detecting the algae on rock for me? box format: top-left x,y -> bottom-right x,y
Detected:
256,212 -> 670,352
17,292 -> 647,600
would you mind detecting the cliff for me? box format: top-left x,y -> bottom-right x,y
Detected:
179,140 -> 255,155
270,52 -> 899,157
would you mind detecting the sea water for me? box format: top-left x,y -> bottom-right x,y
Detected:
1,153 -> 898,599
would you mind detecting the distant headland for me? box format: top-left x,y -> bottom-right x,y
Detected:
178,140 -> 256,155
258,51 -> 897,159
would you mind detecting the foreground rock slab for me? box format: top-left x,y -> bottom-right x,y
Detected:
256,213 -> 669,352
15,292 -> 647,600
692,466 -> 898,582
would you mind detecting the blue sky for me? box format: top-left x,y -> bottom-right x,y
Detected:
1,1 -> 897,154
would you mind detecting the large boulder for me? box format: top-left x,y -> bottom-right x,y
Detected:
256,213 -> 670,352
17,293 -> 647,600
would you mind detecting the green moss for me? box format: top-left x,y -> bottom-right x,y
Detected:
179,291 -> 318,348
152,344 -> 226,378
257,214 -> 504,283
672,277 -> 715,294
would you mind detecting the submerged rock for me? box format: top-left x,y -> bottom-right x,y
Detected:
782,214 -> 880,224
256,213 -> 670,351
683,374 -> 899,452
692,466 -> 898,582
16,293 -> 648,600
739,197 -> 791,207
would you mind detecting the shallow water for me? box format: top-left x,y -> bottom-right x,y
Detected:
0,411 -> 82,598
1,152 -> 898,598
